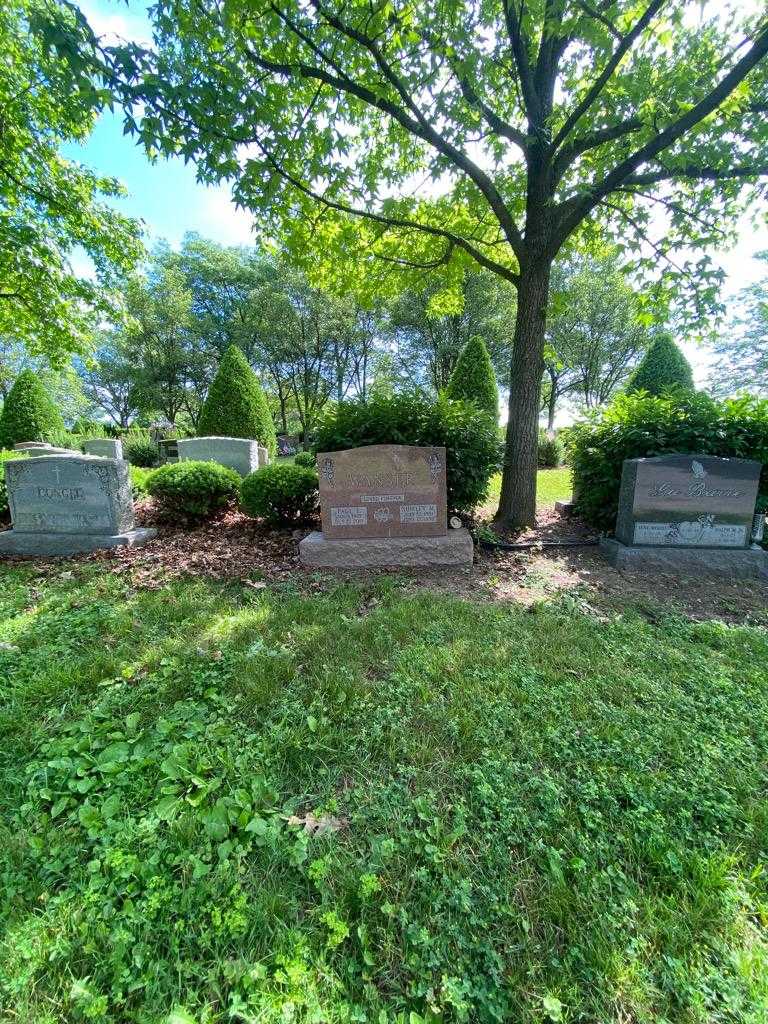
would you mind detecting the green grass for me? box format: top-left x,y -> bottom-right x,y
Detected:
484,466 -> 572,512
1,564 -> 767,1021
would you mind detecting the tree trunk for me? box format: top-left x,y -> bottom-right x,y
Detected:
547,378 -> 557,433
496,261 -> 551,529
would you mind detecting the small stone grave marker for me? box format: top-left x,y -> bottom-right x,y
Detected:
0,454 -> 156,556
83,438 -> 123,459
177,436 -> 268,477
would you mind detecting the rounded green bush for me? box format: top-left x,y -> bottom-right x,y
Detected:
123,435 -> 160,468
570,391 -> 768,529
240,463 -> 319,525
293,450 -> 317,469
537,431 -> 563,468
198,345 -> 277,456
0,370 -> 65,449
313,394 -> 501,514
146,461 -> 241,518
445,336 -> 499,421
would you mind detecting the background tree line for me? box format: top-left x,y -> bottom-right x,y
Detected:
22,234 -> 673,437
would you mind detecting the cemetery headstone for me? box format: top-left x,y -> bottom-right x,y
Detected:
277,434 -> 301,457
157,439 -> 179,464
177,436 -> 268,477
0,454 -> 156,556
600,454 -> 767,577
299,444 -> 473,567
83,438 -> 123,459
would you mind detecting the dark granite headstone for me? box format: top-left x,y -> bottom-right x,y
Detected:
615,455 -> 761,548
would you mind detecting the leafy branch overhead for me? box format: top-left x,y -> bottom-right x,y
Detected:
105,1 -> 768,295
0,0 -> 144,363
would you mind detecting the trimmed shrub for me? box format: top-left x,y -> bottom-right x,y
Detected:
538,431 -> 563,468
625,333 -> 694,396
570,391 -> 768,529
146,461 -> 241,519
123,434 -> 160,468
313,394 -> 502,513
293,450 -> 317,469
445,336 -> 499,421
0,370 -> 65,450
0,450 -> 26,519
240,463 -> 319,525
198,346 -> 277,456
129,466 -> 153,499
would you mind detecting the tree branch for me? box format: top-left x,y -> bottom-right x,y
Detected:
250,139 -> 520,285
553,22 -> 768,250
552,0 -> 667,150
552,117 -> 644,181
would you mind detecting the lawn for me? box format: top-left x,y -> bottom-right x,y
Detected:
483,466 -> 572,513
1,564 -> 767,1022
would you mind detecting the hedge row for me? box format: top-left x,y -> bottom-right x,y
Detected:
569,392 -> 768,529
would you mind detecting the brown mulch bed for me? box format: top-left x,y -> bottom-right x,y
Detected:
2,500 -> 766,623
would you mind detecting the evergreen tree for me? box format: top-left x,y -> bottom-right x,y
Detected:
197,345 -> 277,455
625,334 -> 694,397
445,336 -> 499,421
0,369 -> 65,449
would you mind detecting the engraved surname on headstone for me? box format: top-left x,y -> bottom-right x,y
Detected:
318,444 -> 447,539
615,455 -> 761,549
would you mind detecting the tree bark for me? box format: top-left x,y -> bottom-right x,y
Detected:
496,261 -> 551,528
547,376 -> 557,433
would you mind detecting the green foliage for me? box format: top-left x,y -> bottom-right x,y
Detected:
445,336 -> 499,421
0,369 -> 65,449
147,461 -> 241,518
570,391 -> 768,529
293,450 -> 317,469
122,433 -> 160,468
129,465 -> 153,499
0,449 -> 26,517
1,0 -> 142,362
240,463 -> 319,524
314,394 -> 501,513
537,432 -> 563,469
625,333 -> 694,397
198,346 -> 277,455
1,567 -> 768,1021
711,251 -> 768,398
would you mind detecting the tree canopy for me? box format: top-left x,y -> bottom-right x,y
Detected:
103,0 -> 768,525
1,0 -> 143,364
711,253 -> 768,398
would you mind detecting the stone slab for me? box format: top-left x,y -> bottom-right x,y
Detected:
615,454 -> 761,549
14,442 -> 53,451
177,436 -> 268,477
600,536 -> 768,579
299,528 -> 473,568
554,499 -> 576,513
4,454 -> 134,535
0,527 -> 156,557
83,438 -> 123,459
317,444 -> 447,539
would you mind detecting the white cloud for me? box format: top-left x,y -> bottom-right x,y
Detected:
196,186 -> 257,247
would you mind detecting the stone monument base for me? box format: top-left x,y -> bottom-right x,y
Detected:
554,499 -> 576,513
600,536 -> 767,578
300,529 -> 473,568
0,527 -> 157,557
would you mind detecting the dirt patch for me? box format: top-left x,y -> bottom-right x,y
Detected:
2,500 -> 766,622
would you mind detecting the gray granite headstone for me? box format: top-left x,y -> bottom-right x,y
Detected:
83,438 -> 123,459
615,455 -> 761,548
177,436 -> 268,477
0,454 -> 155,556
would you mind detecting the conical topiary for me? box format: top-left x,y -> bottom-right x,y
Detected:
445,336 -> 499,421
197,345 -> 277,455
0,369 -> 65,449
626,333 -> 694,396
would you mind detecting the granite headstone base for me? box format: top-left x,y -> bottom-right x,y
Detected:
0,527 -> 157,557
299,528 -> 473,568
600,536 -> 768,579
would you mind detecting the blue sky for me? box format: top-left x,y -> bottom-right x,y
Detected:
65,0 -> 768,393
